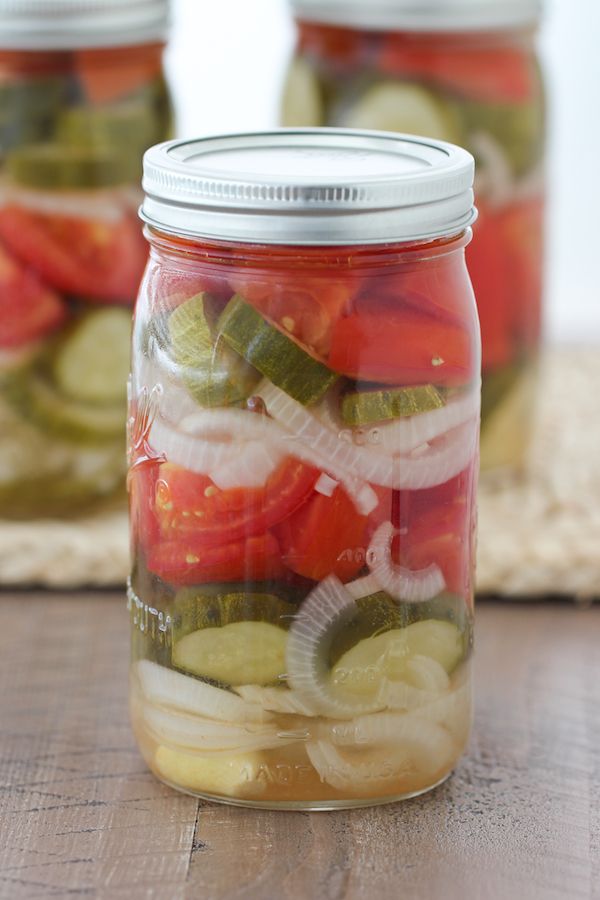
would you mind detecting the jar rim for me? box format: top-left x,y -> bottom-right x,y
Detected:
141,129 -> 476,247
0,0 -> 169,51
290,0 -> 542,32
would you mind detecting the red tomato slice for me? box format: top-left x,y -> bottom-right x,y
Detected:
75,45 -> 163,104
406,502 -> 470,596
499,197 -> 544,349
154,458 -> 319,548
0,239 -> 66,348
0,204 -> 147,304
129,457 -> 161,552
329,307 -> 474,386
467,206 -> 513,371
378,40 -> 536,104
147,532 -> 286,585
230,272 -> 356,357
276,484 -> 369,583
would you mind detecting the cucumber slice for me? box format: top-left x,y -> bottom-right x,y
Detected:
174,588 -> 298,641
172,621 -> 288,687
7,143 -> 127,190
154,745 -> 266,798
0,77 -> 66,159
53,308 -> 131,405
464,99 -> 544,178
4,369 -> 124,444
342,81 -> 462,143
329,592 -> 407,665
331,620 -> 463,700
219,296 -> 338,406
168,294 -> 259,407
281,57 -> 325,127
57,100 -> 164,181
341,385 -> 445,426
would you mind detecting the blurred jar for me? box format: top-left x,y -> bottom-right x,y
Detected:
282,0 -> 545,472
0,0 -> 173,519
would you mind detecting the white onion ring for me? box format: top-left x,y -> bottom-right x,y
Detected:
367,521 -> 446,603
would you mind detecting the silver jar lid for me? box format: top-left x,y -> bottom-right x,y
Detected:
0,0 -> 169,50
141,129 -> 476,246
290,0 -> 541,31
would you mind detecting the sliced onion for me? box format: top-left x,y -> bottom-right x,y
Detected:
377,681 -> 441,712
209,441 -> 285,490
390,419 -> 479,490
235,684 -> 319,717
471,131 -> 514,209
403,656 -> 450,693
135,660 -> 270,724
149,415 -> 234,475
411,681 -> 472,743
368,522 -> 446,603
259,380 -> 478,490
315,473 -> 338,497
286,576 -> 385,720
323,710 -> 457,775
306,740 -> 413,794
319,383 -> 480,456
344,574 -> 382,600
142,703 -> 295,753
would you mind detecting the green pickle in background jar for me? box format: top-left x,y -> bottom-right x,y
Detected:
0,0 -> 173,519
281,0 -> 546,472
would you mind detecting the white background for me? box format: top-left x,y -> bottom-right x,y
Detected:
165,0 -> 600,343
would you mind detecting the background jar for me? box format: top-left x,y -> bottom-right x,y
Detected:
0,0 -> 173,519
128,130 -> 480,810
282,0 -> 545,471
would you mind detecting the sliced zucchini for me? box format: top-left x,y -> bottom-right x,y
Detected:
168,293 -> 260,407
154,745 -> 265,797
6,143 -> 127,190
173,621 -> 288,687
0,77 -> 66,159
331,619 -> 463,699
341,384 -> 445,426
4,369 -> 124,444
52,308 -> 131,405
464,99 -> 544,178
173,588 -> 298,641
219,295 -> 338,406
342,81 -> 462,143
281,57 -> 325,127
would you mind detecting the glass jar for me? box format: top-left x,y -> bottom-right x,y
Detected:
0,0 -> 172,518
282,0 -> 545,471
128,130 -> 480,810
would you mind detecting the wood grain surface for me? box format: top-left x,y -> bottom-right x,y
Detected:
0,594 -> 598,900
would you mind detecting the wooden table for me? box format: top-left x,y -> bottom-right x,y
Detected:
0,594 -> 598,900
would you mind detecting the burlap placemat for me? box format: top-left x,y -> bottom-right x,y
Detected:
1,347 -> 598,596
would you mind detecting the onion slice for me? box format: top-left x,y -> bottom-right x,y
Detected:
368,522 -> 446,603
235,684 -> 319,717
286,576 -> 386,720
135,660 -> 270,724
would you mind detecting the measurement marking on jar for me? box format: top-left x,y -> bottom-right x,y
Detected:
127,581 -> 172,644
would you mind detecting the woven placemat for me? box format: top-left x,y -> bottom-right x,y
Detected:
1,347 -> 598,596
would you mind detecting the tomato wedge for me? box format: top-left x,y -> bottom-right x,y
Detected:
276,484 -> 369,582
329,307 -> 474,386
0,239 -> 66,348
230,271 -> 356,357
377,40 -> 536,103
499,197 -> 544,349
147,532 -> 287,586
406,502 -> 469,596
0,204 -> 147,303
467,206 -> 513,371
154,458 -> 319,548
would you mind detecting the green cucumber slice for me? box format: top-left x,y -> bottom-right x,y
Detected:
341,384 -> 445,426
174,588 -> 298,641
281,57 -> 326,127
53,308 -> 131,405
172,621 -> 288,686
464,99 -> 544,178
168,294 -> 260,407
4,369 -> 124,444
219,295 -> 338,406
342,81 -> 463,143
6,143 -> 127,190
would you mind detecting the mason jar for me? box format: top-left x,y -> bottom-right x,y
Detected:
127,129 -> 480,809
282,0 -> 545,471
0,0 -> 173,518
